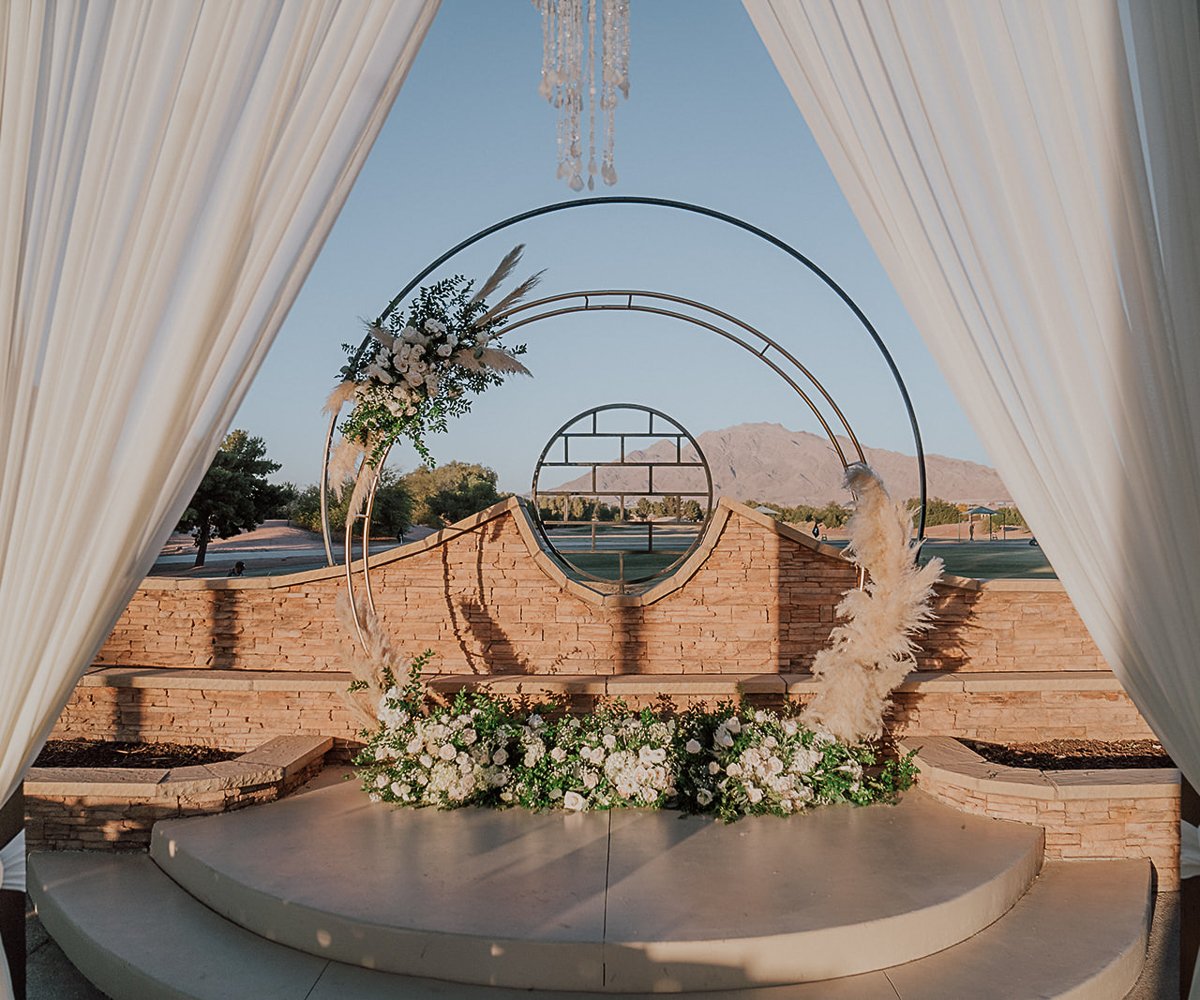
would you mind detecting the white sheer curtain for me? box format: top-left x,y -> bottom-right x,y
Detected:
744,0 -> 1200,859
0,0 -> 437,880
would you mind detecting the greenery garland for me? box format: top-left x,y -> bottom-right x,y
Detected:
353,657 -> 916,821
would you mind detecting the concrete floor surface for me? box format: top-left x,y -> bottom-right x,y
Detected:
24,888 -> 1179,1000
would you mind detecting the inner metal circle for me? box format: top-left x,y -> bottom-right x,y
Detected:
531,404 -> 714,595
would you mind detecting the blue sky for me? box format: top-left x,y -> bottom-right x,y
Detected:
233,1 -> 987,493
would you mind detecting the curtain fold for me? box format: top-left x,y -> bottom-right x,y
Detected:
743,0 -> 1200,835
0,0 -> 439,833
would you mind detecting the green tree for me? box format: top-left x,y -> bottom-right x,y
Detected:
814,501 -> 851,528
177,430 -> 281,567
289,468 -> 412,541
633,497 -> 654,520
906,496 -> 964,527
680,499 -> 704,522
403,461 -> 505,528
991,505 -> 1027,528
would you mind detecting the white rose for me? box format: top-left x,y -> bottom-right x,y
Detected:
563,791 -> 585,811
528,714 -> 544,729
602,734 -> 616,749
406,737 -> 422,754
375,774 -> 388,788
708,761 -> 720,775
715,728 -> 734,749
492,749 -> 508,765
419,754 -> 433,768
437,344 -> 452,357
685,738 -> 701,754
439,744 -> 456,761
405,371 -> 424,387
726,762 -> 742,777
390,782 -> 404,796
462,728 -> 477,745
726,717 -> 742,735
747,786 -> 763,804
549,787 -> 563,800
582,770 -> 599,789
696,788 -> 713,806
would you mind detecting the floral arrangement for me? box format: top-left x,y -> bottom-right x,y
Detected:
324,246 -> 540,511
353,655 -> 916,820
804,463 -> 944,744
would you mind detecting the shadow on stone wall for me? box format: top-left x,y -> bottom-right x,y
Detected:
209,587 -> 240,670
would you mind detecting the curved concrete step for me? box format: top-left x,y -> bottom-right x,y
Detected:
28,851 -> 1150,1000
147,783 -> 1042,991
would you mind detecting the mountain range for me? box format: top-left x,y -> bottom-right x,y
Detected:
547,422 -> 1010,507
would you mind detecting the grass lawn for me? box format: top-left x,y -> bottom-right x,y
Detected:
918,540 -> 1057,580
560,549 -> 684,582
559,539 -> 1055,583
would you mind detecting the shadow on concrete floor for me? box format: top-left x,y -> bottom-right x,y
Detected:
24,887 -> 1178,1000
26,898 -> 106,1000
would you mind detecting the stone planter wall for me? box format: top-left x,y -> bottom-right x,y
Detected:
24,735 -> 331,851
904,736 -> 1180,891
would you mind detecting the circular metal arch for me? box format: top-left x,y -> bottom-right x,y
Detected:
321,196 -> 927,562
530,403 -> 716,593
335,287 -> 875,634
497,289 -> 867,471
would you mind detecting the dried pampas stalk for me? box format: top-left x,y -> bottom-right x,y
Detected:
469,244 -> 525,306
368,323 -> 396,351
803,463 -> 943,743
347,459 -> 381,522
322,380 -> 359,417
476,348 -> 531,375
327,437 -> 364,492
337,591 -> 408,728
472,269 -> 545,328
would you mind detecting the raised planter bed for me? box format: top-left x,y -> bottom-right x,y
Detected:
900,735 -> 1181,891
24,734 -> 332,851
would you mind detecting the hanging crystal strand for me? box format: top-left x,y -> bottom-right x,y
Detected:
586,0 -> 597,190
571,0 -> 585,190
537,0 -> 626,190
600,0 -> 629,186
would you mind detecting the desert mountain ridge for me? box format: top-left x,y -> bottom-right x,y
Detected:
547,422 -> 1011,507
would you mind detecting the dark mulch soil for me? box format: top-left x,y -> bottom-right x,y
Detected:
960,737 -> 1174,771
34,739 -> 241,770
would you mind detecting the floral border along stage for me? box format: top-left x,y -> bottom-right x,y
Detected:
325,245 -> 541,499
345,625 -> 916,822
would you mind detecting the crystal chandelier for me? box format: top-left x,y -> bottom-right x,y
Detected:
534,0 -> 630,191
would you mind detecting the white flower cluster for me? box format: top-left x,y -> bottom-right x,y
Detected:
354,689 -> 912,819
361,319 -> 470,419
363,696 -> 506,809
680,709 -> 883,819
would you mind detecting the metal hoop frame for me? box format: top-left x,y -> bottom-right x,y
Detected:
321,198 -> 927,645
530,402 -> 715,594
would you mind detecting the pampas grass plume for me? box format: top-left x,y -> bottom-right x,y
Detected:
804,463 -> 943,742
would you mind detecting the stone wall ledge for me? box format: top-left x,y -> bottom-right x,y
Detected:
25,734 -> 332,799
73,666 -> 1131,698
901,735 -> 1179,802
